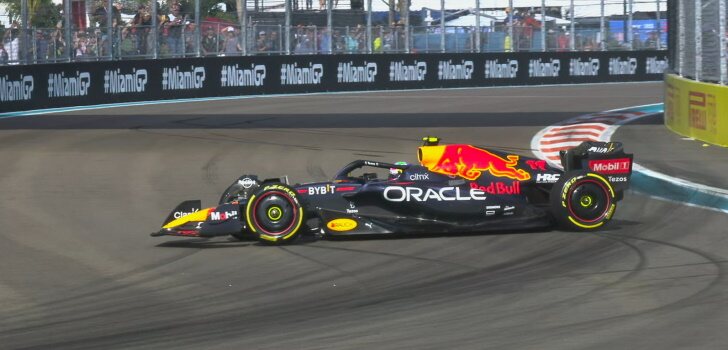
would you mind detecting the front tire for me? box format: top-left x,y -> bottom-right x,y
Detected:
550,171 -> 616,231
245,183 -> 304,244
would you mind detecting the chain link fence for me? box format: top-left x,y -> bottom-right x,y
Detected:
671,0 -> 728,84
1,0 -> 667,66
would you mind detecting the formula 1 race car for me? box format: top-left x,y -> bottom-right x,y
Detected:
152,137 -> 633,244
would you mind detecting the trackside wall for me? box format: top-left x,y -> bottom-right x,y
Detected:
665,73 -> 728,147
0,51 -> 667,113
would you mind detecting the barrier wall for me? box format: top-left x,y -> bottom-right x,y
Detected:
665,73 -> 728,147
0,51 -> 668,113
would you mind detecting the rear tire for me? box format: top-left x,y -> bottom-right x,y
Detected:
550,171 -> 616,231
245,183 -> 304,244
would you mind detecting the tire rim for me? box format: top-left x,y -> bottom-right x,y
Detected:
566,179 -> 611,223
251,191 -> 297,236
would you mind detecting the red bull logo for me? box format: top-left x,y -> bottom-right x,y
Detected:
470,181 -> 521,195
419,144 -> 531,181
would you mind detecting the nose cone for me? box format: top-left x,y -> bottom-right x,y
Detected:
418,145 -> 446,168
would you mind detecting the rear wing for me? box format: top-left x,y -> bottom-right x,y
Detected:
560,141 -> 633,192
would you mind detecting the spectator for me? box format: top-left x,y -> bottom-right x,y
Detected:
333,30 -> 345,52
113,2 -> 123,27
91,0 -> 120,56
92,1 -> 109,28
379,26 -> 394,51
393,22 -> 405,51
256,31 -> 269,53
184,22 -> 197,56
222,27 -> 241,55
75,33 -> 91,58
519,11 -> 540,51
632,35 -> 643,50
112,2 -> 124,55
295,28 -> 314,54
645,31 -> 659,49
373,34 -> 382,52
3,22 -> 20,63
504,7 -> 513,25
165,2 -> 186,57
546,29 -> 556,51
583,37 -> 597,51
513,10 -> 523,23
90,28 -> 102,57
132,7 -> 153,55
155,6 -> 169,55
119,26 -> 136,56
51,21 -> 66,60
0,43 -> 8,65
557,30 -> 569,51
201,26 -> 219,55
606,33 -> 622,50
293,24 -> 305,50
269,31 -> 280,53
35,30 -> 49,62
319,29 -> 331,54
345,29 -> 359,53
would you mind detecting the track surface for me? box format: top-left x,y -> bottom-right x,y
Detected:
2,83 -> 728,349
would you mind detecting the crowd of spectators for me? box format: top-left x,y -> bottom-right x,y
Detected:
0,2 -> 670,65
113,1 -> 192,58
503,8 -> 542,51
0,3 -> 560,63
0,0 -> 201,64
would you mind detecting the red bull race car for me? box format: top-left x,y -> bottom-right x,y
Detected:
152,137 -> 633,244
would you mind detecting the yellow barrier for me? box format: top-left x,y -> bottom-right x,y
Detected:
665,74 -> 728,147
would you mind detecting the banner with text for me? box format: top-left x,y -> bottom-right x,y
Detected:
1,51 -> 668,113
665,73 -> 728,147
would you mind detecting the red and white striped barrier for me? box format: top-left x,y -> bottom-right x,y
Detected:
531,110 -> 648,167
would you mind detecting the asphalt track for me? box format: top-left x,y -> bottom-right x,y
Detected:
2,82 -> 728,349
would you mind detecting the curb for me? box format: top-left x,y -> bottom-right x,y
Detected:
531,103 -> 728,214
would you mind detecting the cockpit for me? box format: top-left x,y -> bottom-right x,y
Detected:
333,160 -> 410,184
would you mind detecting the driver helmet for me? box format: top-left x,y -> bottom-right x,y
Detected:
389,161 -> 408,180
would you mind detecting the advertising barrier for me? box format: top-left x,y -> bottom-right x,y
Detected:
665,73 -> 728,147
1,51 -> 668,113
